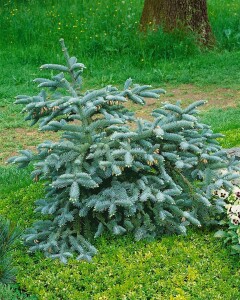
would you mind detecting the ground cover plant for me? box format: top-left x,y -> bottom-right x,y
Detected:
0,175 -> 238,299
0,284 -> 37,300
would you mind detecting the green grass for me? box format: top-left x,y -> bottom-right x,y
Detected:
0,166 -> 32,197
0,0 -> 240,138
0,0 -> 240,141
1,0 -> 240,58
1,0 -> 240,89
201,106 -> 240,148
201,107 -> 240,132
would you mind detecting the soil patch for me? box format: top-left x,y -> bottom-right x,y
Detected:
127,84 -> 240,120
0,128 -> 59,164
165,84 -> 240,109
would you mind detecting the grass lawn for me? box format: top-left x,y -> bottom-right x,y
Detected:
0,0 -> 240,299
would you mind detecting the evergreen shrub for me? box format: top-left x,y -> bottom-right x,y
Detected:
0,218 -> 20,283
9,39 -> 240,262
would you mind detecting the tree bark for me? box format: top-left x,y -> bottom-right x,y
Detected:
140,0 -> 213,44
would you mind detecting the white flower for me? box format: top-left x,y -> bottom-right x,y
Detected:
228,204 -> 240,214
233,186 -> 240,199
230,216 -> 240,225
226,204 -> 240,225
217,188 -> 229,199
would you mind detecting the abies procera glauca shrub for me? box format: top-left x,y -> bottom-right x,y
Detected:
9,39 -> 240,263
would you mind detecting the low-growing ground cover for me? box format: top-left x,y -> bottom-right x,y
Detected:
12,232 -> 240,300
0,283 -> 37,300
0,179 -> 239,300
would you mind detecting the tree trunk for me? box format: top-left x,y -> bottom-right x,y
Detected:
140,0 -> 213,44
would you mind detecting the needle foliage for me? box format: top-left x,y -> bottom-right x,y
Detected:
9,40 -> 239,263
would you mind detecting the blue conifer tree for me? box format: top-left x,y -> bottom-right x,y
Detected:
9,40 -> 240,262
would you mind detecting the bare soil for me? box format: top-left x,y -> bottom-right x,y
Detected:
0,128 -> 59,165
